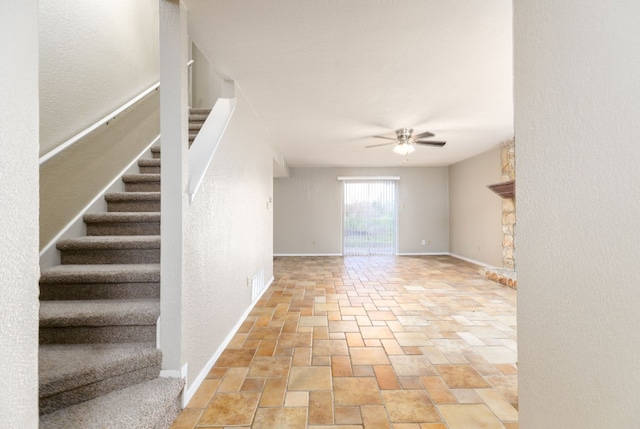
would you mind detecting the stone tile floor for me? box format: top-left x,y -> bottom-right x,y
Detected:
170,255 -> 518,428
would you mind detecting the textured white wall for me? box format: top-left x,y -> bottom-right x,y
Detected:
182,91 -> 273,389
274,167 -> 449,255
39,0 -> 159,155
449,146 -> 502,266
515,1 -> 640,427
0,1 -> 40,426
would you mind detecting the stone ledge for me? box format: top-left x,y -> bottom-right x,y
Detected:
481,267 -> 517,290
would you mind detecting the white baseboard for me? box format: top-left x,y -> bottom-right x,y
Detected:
274,253 -> 342,257
39,135 -> 161,270
182,275 -> 275,407
448,253 -> 493,268
396,252 -> 449,256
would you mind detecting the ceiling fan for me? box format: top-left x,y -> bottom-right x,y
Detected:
365,128 -> 446,155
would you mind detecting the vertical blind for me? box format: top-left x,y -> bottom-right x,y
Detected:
342,179 -> 397,256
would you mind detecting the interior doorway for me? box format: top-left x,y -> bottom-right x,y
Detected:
342,179 -> 398,256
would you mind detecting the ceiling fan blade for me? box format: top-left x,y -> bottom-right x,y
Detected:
372,135 -> 396,140
365,141 -> 395,148
415,140 -> 446,147
413,130 -> 435,139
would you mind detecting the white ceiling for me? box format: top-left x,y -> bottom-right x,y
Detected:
185,0 -> 513,168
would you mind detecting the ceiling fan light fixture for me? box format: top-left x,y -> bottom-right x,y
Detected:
393,142 -> 415,155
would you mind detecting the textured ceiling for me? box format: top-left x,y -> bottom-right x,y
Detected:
185,0 -> 513,167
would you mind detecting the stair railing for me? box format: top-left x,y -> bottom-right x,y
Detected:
187,97 -> 237,204
39,83 -> 160,165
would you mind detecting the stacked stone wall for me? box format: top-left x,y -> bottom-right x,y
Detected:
501,138 -> 516,269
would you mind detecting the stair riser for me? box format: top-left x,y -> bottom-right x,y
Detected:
124,182 -> 161,192
86,221 -> 160,236
40,326 -> 157,345
107,200 -> 160,212
40,365 -> 160,415
39,283 -> 160,300
152,151 -> 161,159
60,249 -> 160,265
139,165 -> 161,174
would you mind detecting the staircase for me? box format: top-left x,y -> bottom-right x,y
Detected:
188,107 -> 211,147
39,145 -> 184,429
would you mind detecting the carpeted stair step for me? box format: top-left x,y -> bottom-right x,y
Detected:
57,236 -> 160,264
151,146 -> 161,159
39,264 -> 160,300
138,158 -> 161,174
39,343 -> 161,415
189,107 -> 211,115
84,212 -> 160,236
40,377 -> 184,429
122,173 -> 161,192
105,191 -> 160,212
189,122 -> 204,131
39,299 -> 160,345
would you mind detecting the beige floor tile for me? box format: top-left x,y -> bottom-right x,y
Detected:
436,365 -> 490,389
169,408 -> 202,429
313,339 -> 349,355
178,256 -> 517,429
217,367 -> 248,392
278,332 -> 313,348
288,366 -> 332,390
214,348 -> 256,367
360,326 -> 395,339
476,389 -> 519,421
300,315 -> 328,327
476,346 -> 518,364
252,407 -> 307,429
389,355 -> 437,376
260,377 -> 287,407
437,404 -> 504,429
335,406 -> 363,424
395,332 -> 433,347
309,391 -> 334,424
334,377 -> 383,405
361,405 -> 391,429
247,356 -> 291,377
382,390 -> 441,423
284,391 -> 309,407
332,355 -> 354,377
329,320 -> 360,332
374,365 -> 401,389
185,378 -> 220,408
351,347 -> 391,365
198,392 -> 260,426
451,389 -> 483,404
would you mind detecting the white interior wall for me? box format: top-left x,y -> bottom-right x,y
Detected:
448,145 -> 503,266
0,1 -> 40,426
515,1 -> 640,427
182,90 -> 274,393
191,43 -> 222,109
274,167 -> 449,255
39,0 -> 159,155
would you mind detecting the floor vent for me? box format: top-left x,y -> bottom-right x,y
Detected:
249,268 -> 265,302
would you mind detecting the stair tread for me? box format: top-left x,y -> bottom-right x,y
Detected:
189,107 -> 211,114
40,343 -> 160,397
40,377 -> 184,429
138,158 -> 161,166
122,174 -> 161,182
57,235 -> 160,250
105,191 -> 160,201
40,299 -> 160,327
40,264 -> 160,284
84,212 -> 160,223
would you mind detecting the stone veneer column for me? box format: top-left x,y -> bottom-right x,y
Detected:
501,138 -> 516,269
